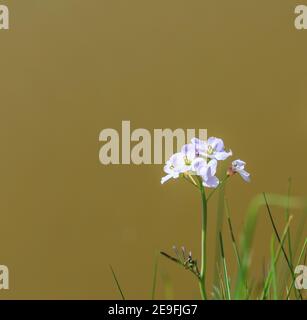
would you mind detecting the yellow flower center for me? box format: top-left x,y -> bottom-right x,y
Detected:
184,156 -> 192,166
207,145 -> 214,155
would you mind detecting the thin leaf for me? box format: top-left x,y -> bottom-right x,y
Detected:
261,216 -> 293,299
270,237 -> 278,300
212,285 -> 222,300
216,262 -> 226,300
151,253 -> 159,300
160,271 -> 174,300
109,265 -> 125,300
234,193 -> 306,299
280,206 -> 307,296
160,251 -> 181,265
219,232 -> 231,300
225,198 -> 241,268
285,178 -> 294,266
213,185 -> 225,288
263,193 -> 302,300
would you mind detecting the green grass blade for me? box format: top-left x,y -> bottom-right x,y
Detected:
212,285 -> 222,300
109,265 -> 125,300
225,198 -> 241,268
225,198 -> 250,297
216,262 -> 226,300
219,232 -> 231,300
280,206 -> 307,296
234,193 -> 306,299
279,178 -> 295,297
263,193 -> 302,300
160,271 -> 174,300
151,253 -> 159,300
213,186 -> 225,288
270,237 -> 278,300
261,216 -> 292,300
285,178 -> 294,266
234,195 -> 265,299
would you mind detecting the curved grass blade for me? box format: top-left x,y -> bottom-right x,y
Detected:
263,193 -> 302,300
280,206 -> 307,296
151,253 -> 159,300
160,270 -> 174,300
270,237 -> 278,300
109,265 -> 125,300
213,185 -> 225,288
219,232 -> 231,300
225,198 -> 241,268
234,193 -> 306,299
285,178 -> 293,266
260,216 -> 292,300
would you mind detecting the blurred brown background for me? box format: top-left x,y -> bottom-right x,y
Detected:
0,0 -> 306,299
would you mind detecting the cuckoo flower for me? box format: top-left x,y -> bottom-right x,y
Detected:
192,137 -> 232,161
161,152 -> 186,184
160,135 -> 251,300
181,143 -> 198,172
196,159 -> 219,188
161,144 -> 199,184
229,159 -> 250,182
190,138 -> 206,156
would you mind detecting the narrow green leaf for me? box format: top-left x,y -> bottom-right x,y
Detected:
285,178 -> 294,266
280,206 -> 307,297
160,271 -> 174,300
263,193 -> 302,300
109,265 -> 125,300
225,198 -> 241,268
270,236 -> 278,300
151,253 -> 159,300
234,193 -> 306,299
261,216 -> 292,299
219,232 -> 231,300
213,185 -> 225,288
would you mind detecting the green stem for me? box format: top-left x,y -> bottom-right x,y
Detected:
199,182 -> 208,300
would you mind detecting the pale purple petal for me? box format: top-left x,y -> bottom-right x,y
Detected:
181,144 -> 196,160
207,159 -> 218,176
203,167 -> 219,188
232,159 -> 250,182
239,170 -> 250,182
215,150 -> 232,161
198,164 -> 209,180
232,159 -> 246,171
191,158 -> 206,173
170,152 -> 185,169
161,174 -> 172,184
207,137 -> 225,152
191,138 -> 206,153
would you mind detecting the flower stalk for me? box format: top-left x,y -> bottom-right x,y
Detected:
160,136 -> 250,300
199,182 -> 208,300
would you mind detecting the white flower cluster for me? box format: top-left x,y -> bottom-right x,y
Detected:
161,137 -> 250,187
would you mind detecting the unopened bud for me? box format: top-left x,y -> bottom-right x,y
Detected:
227,167 -> 236,177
